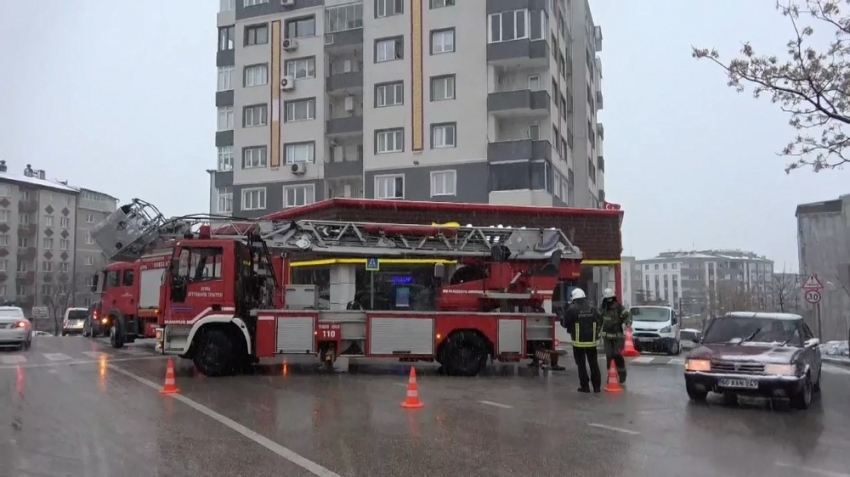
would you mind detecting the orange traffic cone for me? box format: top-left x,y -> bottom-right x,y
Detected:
622,328 -> 641,357
400,366 -> 424,409
604,360 -> 623,393
160,358 -> 180,394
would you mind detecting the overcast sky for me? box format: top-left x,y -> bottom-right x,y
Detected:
1,0 -> 848,271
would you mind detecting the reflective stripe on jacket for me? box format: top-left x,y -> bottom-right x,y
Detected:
573,322 -> 598,348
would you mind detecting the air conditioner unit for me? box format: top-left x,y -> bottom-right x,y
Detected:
281,0 -> 295,7
290,163 -> 307,175
282,38 -> 298,51
280,76 -> 295,91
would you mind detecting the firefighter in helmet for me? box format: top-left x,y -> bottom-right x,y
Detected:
600,287 -> 630,384
562,287 -> 603,392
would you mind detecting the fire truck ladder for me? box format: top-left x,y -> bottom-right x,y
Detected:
92,199 -> 583,263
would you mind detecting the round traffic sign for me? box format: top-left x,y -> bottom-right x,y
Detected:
805,289 -> 822,304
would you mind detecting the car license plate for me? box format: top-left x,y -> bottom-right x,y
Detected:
718,378 -> 758,389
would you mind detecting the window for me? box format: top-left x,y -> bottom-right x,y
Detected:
41,285 -> 53,296
244,24 -> 269,46
242,146 -> 268,169
285,57 -> 316,79
217,66 -> 234,91
217,186 -> 233,213
85,255 -> 95,266
283,184 -> 316,208
20,214 -> 29,225
243,104 -> 268,127
42,261 -> 52,272
244,64 -> 268,87
0,235 -> 8,246
59,262 -> 69,272
59,239 -> 69,251
528,74 -> 540,91
175,247 -> 224,282
0,260 -> 6,272
430,28 -> 455,54
285,16 -> 316,38
376,128 -> 404,154
431,123 -> 456,148
326,3 -> 363,33
430,0 -> 455,7
241,188 -> 267,211
85,232 -> 95,245
106,270 -> 119,287
218,26 -> 235,51
60,217 -> 70,229
243,0 -> 268,6
218,146 -> 234,171
488,9 -> 528,43
375,0 -> 404,18
17,236 -> 27,248
220,0 -> 235,12
217,106 -> 234,131
0,210 -> 9,222
430,75 -> 455,101
375,81 -> 403,107
16,261 -> 26,272
0,185 -> 8,197
375,37 -> 403,63
285,98 -> 316,122
528,123 -> 540,140
122,269 -> 135,286
86,213 -> 94,223
285,142 -> 316,164
375,175 -> 404,199
430,170 -> 456,196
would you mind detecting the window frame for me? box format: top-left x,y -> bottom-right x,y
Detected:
217,106 -> 234,131
284,141 -> 317,164
244,23 -> 269,46
217,145 -> 234,171
374,36 -> 404,63
375,0 -> 404,18
217,186 -> 233,214
375,128 -> 404,154
217,66 -> 234,92
218,26 -> 235,51
325,3 -> 364,33
283,184 -> 317,208
488,9 -> 529,44
285,15 -> 317,39
375,81 -> 404,107
430,0 -> 455,8
284,56 -> 317,80
241,187 -> 267,211
284,98 -> 317,122
430,74 -> 456,101
431,122 -> 457,149
243,63 -> 269,88
374,174 -> 405,199
242,146 -> 268,169
430,170 -> 457,197
430,28 -> 456,55
242,103 -> 268,128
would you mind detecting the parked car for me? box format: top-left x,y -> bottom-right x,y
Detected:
684,312 -> 822,410
61,308 -> 89,336
0,306 -> 33,350
680,328 -> 702,350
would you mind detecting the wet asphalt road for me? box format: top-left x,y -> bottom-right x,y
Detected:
2,337 -> 850,477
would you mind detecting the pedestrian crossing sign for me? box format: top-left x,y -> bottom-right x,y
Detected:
366,257 -> 380,271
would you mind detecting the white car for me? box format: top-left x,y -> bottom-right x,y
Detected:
0,306 -> 33,350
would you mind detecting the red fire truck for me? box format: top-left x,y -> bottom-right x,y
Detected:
91,199 -> 584,377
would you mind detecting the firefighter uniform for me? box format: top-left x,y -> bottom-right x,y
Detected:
563,288 -> 603,392
600,288 -> 630,384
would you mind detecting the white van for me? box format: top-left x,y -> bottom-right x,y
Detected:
629,306 -> 681,355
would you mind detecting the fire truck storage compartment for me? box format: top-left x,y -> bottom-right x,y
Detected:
139,268 -> 163,309
368,316 -> 434,356
525,314 -> 556,342
276,316 -> 316,353
497,319 -> 523,355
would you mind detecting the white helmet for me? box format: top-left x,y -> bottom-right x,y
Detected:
570,288 -> 587,301
602,288 -> 616,299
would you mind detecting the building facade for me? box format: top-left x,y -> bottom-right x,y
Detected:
796,194 -> 850,341
211,0 -> 606,217
636,250 -> 774,317
619,255 -> 639,307
74,188 -> 119,308
0,161 -> 116,318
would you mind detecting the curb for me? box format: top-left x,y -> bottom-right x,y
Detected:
823,356 -> 850,368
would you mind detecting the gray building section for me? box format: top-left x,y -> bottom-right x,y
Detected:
73,188 -> 118,307
211,0 -> 606,216
797,195 -> 850,341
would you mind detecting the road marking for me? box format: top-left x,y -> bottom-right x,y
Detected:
0,355 -> 165,371
107,364 -> 344,477
479,400 -> 513,409
631,357 -> 655,364
669,358 -> 685,365
0,355 -> 26,364
587,423 -> 640,435
44,353 -> 73,361
775,462 -> 850,477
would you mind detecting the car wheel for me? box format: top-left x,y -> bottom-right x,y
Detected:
686,382 -> 708,402
667,340 -> 680,356
791,375 -> 813,410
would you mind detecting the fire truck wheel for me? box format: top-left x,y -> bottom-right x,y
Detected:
439,330 -> 490,377
109,315 -> 125,349
193,328 -> 239,377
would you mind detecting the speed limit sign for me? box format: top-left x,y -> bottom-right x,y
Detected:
805,289 -> 822,304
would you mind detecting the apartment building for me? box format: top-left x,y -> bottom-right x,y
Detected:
619,255 -> 640,307
75,188 -> 120,307
0,161 -> 117,316
797,194 -> 850,341
637,250 -> 774,316
210,0 -> 606,217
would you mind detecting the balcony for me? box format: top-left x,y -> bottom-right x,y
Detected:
598,155 -> 605,172
596,91 -> 604,110
326,71 -> 363,94
599,189 -> 606,203
18,199 -> 37,213
326,116 -> 363,137
487,39 -> 549,67
325,159 -> 363,178
594,26 -> 603,53
487,139 -> 551,163
16,247 -> 36,260
324,28 -> 363,52
487,90 -> 550,118
16,271 -> 35,284
17,223 -> 36,237
597,123 -> 605,140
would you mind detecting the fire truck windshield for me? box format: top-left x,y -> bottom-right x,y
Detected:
176,247 -> 223,281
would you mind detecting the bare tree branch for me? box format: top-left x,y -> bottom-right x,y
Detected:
693,0 -> 850,173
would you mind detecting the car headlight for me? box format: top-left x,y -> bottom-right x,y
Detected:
685,358 -> 711,372
660,326 -> 672,333
764,364 -> 797,376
